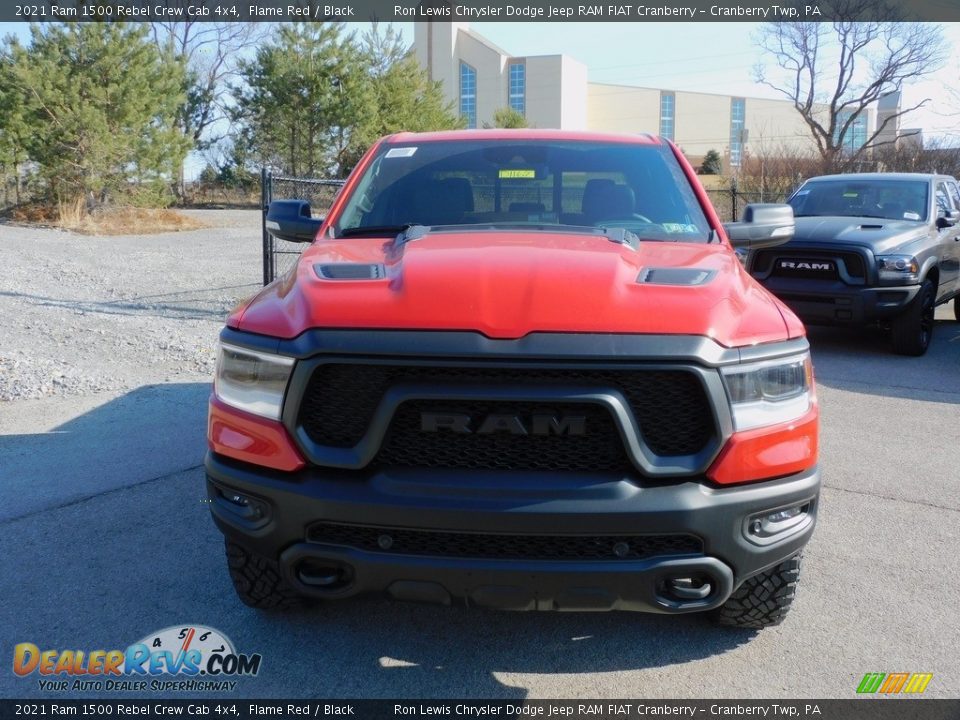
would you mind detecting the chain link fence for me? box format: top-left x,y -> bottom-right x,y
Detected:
705,188 -> 789,222
261,170 -> 346,285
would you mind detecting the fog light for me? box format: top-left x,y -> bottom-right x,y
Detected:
227,493 -> 250,507
746,502 -> 812,543
213,485 -> 267,525
767,506 -> 803,523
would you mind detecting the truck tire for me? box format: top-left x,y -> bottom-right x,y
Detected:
712,556 -> 801,629
225,541 -> 304,610
891,279 -> 935,356
954,295 -> 960,322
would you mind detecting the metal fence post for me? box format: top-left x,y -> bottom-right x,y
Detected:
260,168 -> 271,286
731,179 -> 738,222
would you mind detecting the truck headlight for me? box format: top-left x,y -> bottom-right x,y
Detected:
877,254 -> 919,283
721,353 -> 813,431
214,344 -> 295,420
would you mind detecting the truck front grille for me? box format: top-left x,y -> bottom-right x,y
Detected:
375,400 -> 632,472
307,522 -> 704,561
753,248 -> 866,280
297,363 -> 715,470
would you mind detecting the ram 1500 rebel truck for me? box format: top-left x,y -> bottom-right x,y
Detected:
747,173 -> 960,356
207,130 -> 820,629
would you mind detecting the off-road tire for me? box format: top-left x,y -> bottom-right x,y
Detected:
891,279 -> 935,356
225,541 -> 304,610
953,295 -> 960,322
712,556 -> 801,629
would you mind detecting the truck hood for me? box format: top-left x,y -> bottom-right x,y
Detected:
792,216 -> 926,254
234,230 -> 794,347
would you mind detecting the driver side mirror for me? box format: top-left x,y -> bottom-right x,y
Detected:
936,209 -> 960,229
723,203 -> 795,249
265,200 -> 323,243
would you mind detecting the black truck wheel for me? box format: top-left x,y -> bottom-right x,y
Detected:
225,541 -> 305,610
891,279 -> 935,356
712,556 -> 801,629
954,295 -> 960,322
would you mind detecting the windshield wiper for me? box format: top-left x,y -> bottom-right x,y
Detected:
338,223 -> 426,238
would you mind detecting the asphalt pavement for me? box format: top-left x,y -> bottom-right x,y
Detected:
1,307 -> 958,700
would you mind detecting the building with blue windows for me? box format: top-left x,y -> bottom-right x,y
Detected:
415,23 -> 907,172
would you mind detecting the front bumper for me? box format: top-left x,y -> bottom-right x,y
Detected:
206,452 -> 820,613
758,276 -> 920,325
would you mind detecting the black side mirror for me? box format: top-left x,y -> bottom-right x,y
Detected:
936,209 -> 960,229
723,203 -> 795,249
265,200 -> 323,243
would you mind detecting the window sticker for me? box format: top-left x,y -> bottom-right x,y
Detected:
904,211 -> 921,220
499,169 -> 536,179
842,192 -> 859,198
661,223 -> 700,233
385,147 -> 417,158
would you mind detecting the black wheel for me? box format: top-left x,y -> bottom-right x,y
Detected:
225,541 -> 305,610
891,279 -> 935,356
712,556 -> 801,629
954,295 -> 960,322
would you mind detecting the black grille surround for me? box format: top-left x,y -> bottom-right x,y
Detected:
307,522 -> 704,561
296,363 -> 716,472
752,248 -> 868,283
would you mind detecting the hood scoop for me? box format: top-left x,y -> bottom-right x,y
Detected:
314,263 -> 385,280
858,224 -> 884,230
638,267 -> 716,286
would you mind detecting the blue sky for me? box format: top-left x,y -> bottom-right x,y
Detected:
3,20 -> 958,177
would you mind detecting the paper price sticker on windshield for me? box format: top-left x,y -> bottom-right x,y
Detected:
499,169 -> 536,179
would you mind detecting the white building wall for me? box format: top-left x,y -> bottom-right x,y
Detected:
412,22 -> 896,159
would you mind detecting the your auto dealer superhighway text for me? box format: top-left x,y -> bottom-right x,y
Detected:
397,4 -> 818,18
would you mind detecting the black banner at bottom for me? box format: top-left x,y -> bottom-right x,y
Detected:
1,700 -> 958,720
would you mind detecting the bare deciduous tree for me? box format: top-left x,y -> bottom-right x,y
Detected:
151,22 -> 268,195
755,0 -> 947,173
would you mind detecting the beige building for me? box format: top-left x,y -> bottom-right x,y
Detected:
414,23 -> 897,172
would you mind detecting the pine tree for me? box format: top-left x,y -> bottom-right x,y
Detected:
0,53 -> 30,205
360,23 -> 463,138
233,24 -> 377,178
4,23 -> 189,206
700,149 -> 722,175
488,108 -> 528,129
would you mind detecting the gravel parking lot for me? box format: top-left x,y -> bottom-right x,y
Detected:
0,213 -> 958,700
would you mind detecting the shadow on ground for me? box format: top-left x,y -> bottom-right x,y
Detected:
0,382 -> 756,700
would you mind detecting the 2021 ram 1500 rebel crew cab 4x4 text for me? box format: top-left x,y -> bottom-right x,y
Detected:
206,130 -> 820,629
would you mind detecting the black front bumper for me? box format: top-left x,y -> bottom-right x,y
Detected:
758,276 -> 919,326
206,452 -> 819,613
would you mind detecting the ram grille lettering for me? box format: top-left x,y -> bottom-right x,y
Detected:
778,260 -> 834,271
420,412 -> 587,436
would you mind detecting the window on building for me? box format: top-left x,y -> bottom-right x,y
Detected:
509,62 -> 525,116
659,93 -> 675,141
460,62 -> 477,129
834,112 -> 868,153
729,98 -> 746,167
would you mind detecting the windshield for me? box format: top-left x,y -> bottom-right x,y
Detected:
788,179 -> 929,222
334,139 -> 712,242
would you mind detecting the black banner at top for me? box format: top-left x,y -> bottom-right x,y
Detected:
4,0 -> 960,23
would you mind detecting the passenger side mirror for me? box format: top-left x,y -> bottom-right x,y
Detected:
265,200 -> 323,243
723,203 -> 795,249
936,209 -> 960,229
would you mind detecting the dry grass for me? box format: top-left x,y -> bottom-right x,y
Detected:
4,199 -> 207,235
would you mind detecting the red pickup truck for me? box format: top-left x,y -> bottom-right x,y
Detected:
207,130 -> 819,629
